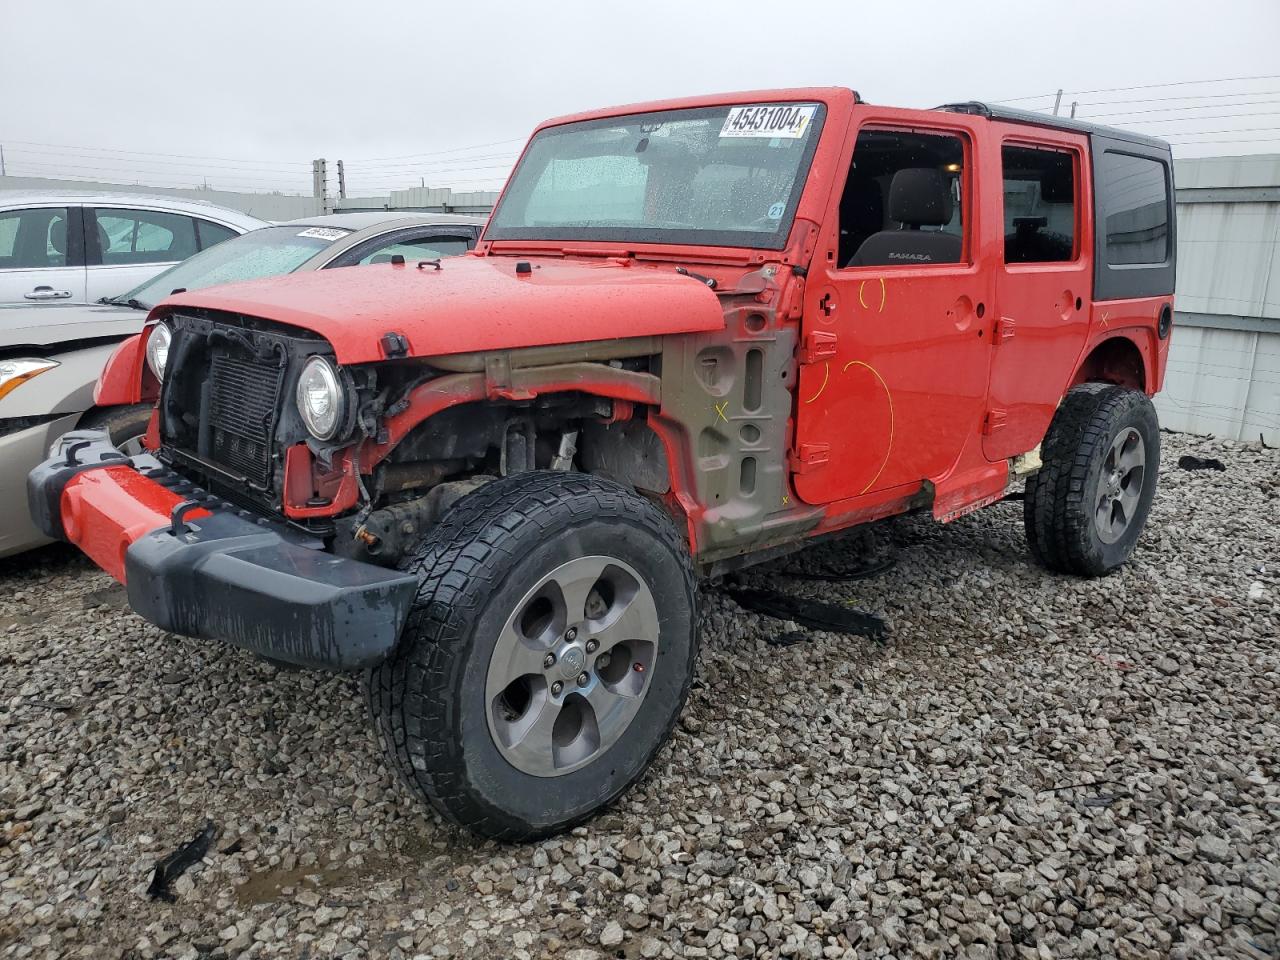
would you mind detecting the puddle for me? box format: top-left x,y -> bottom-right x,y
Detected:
235,858 -> 388,906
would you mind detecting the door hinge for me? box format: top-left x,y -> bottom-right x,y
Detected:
799,330 -> 838,363
993,316 -> 1016,343
983,409 -> 1008,435
790,442 -> 831,473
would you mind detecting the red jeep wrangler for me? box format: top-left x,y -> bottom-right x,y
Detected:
30,88 -> 1175,840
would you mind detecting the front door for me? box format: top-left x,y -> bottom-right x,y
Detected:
0,206 -> 88,304
983,131 -> 1092,460
794,117 -> 992,505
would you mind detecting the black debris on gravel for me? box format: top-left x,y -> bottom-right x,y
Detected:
1178,454 -> 1227,471
723,586 -> 886,642
146,821 -> 217,902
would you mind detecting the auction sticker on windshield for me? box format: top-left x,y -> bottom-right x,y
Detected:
720,104 -> 817,139
296,227 -> 351,241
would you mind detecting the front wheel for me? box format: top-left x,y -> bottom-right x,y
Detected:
1024,383 -> 1160,576
366,471 -> 697,841
79,404 -> 151,455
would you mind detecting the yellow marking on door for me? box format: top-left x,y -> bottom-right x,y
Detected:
878,277 -> 886,312
804,361 -> 830,404
713,401 -> 729,423
842,359 -> 895,494
858,280 -> 868,310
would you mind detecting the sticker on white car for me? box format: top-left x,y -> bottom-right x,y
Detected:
296,227 -> 352,241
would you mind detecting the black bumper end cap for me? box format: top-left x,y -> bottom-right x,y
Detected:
126,513 -> 418,671
26,430 -> 155,541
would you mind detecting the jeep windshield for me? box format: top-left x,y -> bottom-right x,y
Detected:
486,102 -> 826,250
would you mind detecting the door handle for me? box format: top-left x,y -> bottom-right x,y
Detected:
25,286 -> 73,301
820,292 -> 837,317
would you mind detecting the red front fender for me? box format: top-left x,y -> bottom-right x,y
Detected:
94,332 -> 159,406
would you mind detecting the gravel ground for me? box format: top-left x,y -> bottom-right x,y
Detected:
2,430 -> 1277,960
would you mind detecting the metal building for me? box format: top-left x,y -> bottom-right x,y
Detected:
1158,154 -> 1280,444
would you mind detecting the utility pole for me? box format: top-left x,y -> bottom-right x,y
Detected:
337,160 -> 346,201
1052,89 -> 1064,116
1070,101 -> 1079,119
0,144 -> 6,177
312,158 -> 329,213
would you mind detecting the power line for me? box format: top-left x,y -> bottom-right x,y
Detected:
995,73 -> 1280,103
0,138 -> 309,168
1074,90 -> 1280,108
1081,101 -> 1280,119
349,137 -> 525,162
0,166 -> 311,194
3,146 -> 317,177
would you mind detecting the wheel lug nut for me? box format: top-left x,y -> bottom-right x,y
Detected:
576,672 -> 590,687
585,639 -> 599,654
565,627 -> 578,641
543,653 -> 556,669
551,681 -> 563,696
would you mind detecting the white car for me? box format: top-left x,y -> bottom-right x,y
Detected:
0,191 -> 265,305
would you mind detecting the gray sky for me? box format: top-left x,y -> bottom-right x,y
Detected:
3,0 -> 1278,196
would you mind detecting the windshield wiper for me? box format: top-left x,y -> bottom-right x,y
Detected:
675,266 -> 717,290
99,296 -> 148,310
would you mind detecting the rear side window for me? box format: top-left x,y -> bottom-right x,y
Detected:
356,236 -> 471,265
93,208 -> 199,265
1001,145 -> 1076,263
1099,152 -> 1170,265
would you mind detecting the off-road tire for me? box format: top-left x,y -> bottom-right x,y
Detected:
1025,383 -> 1160,577
79,404 -> 151,453
366,471 -> 698,841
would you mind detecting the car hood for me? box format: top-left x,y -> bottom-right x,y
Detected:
155,256 -> 726,364
0,302 -> 147,349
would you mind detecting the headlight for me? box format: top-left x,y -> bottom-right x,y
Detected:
0,358 -> 59,402
296,356 -> 344,440
145,323 -> 172,380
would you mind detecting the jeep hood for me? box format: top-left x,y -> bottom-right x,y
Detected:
155,256 -> 726,364
0,302 -> 145,349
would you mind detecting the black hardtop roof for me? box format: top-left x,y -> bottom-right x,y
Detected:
936,101 -> 1171,151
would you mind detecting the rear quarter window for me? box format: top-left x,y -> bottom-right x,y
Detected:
1099,152 -> 1171,265
1091,139 -> 1175,301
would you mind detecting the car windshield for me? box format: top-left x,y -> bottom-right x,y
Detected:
115,224 -> 352,309
486,102 -> 826,249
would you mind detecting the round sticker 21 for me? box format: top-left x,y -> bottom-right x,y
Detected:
767,202 -> 785,219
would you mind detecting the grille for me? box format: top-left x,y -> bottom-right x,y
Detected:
207,351 -> 285,486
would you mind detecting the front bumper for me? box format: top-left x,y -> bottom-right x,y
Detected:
27,431 -> 417,670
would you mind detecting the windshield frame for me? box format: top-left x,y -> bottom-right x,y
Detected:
486,102 -> 828,251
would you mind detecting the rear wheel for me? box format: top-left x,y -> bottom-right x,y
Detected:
79,404 -> 150,455
1024,383 -> 1160,576
366,471 -> 697,841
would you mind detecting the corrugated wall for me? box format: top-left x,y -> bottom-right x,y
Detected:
1155,154 -> 1280,444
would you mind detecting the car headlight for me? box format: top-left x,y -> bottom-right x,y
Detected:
145,323 -> 172,380
0,358 -> 59,402
296,356 -> 344,440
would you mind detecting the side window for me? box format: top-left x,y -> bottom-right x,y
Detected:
355,235 -> 471,265
195,220 -> 237,250
1001,145 -> 1077,264
837,129 -> 966,268
0,208 -> 70,269
93,209 -> 198,265
1099,152 -> 1170,265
